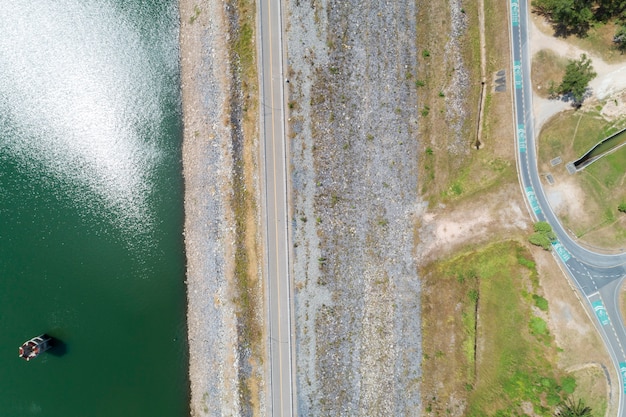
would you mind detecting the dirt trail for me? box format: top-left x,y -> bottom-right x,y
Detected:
529,15 -> 626,129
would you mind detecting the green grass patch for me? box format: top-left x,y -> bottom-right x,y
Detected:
585,144 -> 626,189
539,110 -> 621,163
529,316 -> 549,336
517,253 -> 536,269
533,294 -> 549,312
578,128 -> 626,167
439,242 -> 572,416
189,4 -> 201,24
561,376 -> 576,394
439,154 -> 516,204
234,21 -> 254,79
538,109 -> 626,248
423,241 -> 574,416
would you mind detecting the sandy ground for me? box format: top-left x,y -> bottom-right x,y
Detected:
417,186 -> 530,263
544,177 -> 588,224
529,15 -> 626,130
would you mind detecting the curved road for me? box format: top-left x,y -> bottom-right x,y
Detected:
510,0 -> 626,413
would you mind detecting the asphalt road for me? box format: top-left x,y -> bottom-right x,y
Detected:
510,0 -> 626,413
258,0 -> 295,415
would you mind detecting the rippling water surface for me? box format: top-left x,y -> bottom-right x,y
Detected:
0,1 -> 188,415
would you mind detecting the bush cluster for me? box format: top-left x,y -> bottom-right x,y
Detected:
529,221 -> 557,250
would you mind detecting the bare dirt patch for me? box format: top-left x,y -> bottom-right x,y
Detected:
417,185 -> 529,264
530,12 -> 626,64
601,91 -> 626,120
543,176 -> 590,226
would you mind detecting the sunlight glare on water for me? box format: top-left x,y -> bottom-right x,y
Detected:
0,0 -> 179,235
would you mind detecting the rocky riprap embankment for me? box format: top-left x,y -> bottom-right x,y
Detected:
286,0 -> 423,414
180,0 -> 261,415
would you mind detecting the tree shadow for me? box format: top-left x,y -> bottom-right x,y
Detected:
549,88 -> 593,109
552,22 -> 591,39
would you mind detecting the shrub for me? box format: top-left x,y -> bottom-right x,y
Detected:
529,233 -> 551,250
533,221 -> 552,233
532,294 -> 549,312
529,316 -> 548,336
561,376 -> 577,395
529,222 -> 556,250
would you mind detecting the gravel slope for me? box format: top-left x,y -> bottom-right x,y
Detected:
179,1 -> 241,415
285,0 -> 423,414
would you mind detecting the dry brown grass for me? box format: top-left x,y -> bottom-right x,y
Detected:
415,0 -> 474,202
416,0 -> 516,206
482,0 -> 515,162
535,247 -> 616,416
532,49 -> 569,98
618,280 -> 626,339
568,366 -> 610,416
228,0 -> 264,413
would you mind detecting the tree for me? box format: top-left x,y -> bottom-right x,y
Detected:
618,202 -> 626,213
532,0 -> 594,35
614,25 -> 626,50
552,0 -> 594,35
598,0 -> 626,21
554,397 -> 592,417
557,54 -> 596,104
535,221 -> 557,241
532,0 -> 558,17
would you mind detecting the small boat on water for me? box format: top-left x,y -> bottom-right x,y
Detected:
18,334 -> 52,361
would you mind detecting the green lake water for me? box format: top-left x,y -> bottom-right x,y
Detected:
0,1 -> 189,415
